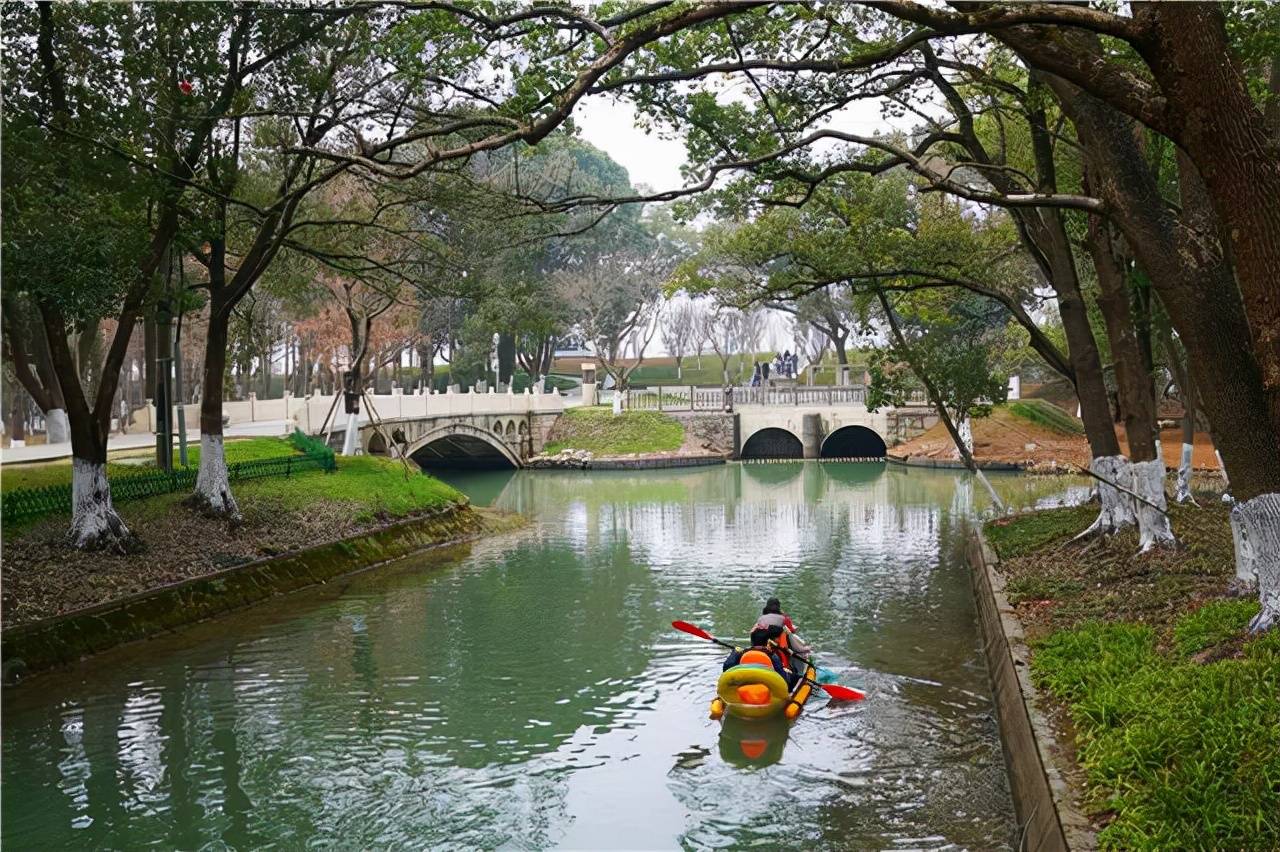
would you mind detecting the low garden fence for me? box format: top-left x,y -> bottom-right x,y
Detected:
2,430 -> 336,523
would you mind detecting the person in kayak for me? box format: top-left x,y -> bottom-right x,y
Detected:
723,626 -> 791,684
755,597 -> 812,672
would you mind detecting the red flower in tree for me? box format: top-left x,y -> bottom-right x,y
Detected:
178,80 -> 194,95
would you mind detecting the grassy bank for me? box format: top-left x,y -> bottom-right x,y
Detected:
2,449 -> 464,626
543,407 -> 684,455
986,505 -> 1280,849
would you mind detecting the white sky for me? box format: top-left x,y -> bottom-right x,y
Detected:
574,92 -> 915,196
572,92 -> 919,359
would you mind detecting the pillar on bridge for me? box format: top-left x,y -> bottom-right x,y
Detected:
800,412 -> 823,459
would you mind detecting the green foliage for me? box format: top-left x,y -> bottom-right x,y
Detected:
867,290 -> 1013,421
543,407 -> 684,455
1172,599 -> 1262,658
1032,621 -> 1280,849
1007,400 -> 1085,435
983,503 -> 1097,559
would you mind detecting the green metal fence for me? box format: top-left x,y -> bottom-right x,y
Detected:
2,430 -> 336,523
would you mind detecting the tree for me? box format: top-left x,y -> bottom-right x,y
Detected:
869,289 -> 1013,512
661,298 -> 700,381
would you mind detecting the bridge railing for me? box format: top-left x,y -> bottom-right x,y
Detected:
624,386 -> 730,412
622,384 -> 931,412
734,385 -> 870,407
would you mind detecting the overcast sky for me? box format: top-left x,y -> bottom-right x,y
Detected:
569,92 -> 915,360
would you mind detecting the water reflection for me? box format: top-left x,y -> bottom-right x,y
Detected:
3,463 -> 1084,849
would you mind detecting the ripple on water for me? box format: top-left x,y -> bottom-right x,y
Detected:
0,464 -> 1063,850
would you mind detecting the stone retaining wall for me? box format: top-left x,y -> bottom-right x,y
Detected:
967,528 -> 1096,851
2,506 -> 520,683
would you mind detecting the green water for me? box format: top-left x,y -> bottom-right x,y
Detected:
1,464 -> 1087,850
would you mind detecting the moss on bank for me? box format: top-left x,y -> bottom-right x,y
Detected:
986,504 -> 1280,849
543,406 -> 684,455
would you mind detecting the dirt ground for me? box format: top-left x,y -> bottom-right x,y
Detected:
3,495 -> 391,628
893,408 -> 1222,472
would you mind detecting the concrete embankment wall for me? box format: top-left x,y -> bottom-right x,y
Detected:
2,506 -> 520,682
967,528 -> 1096,851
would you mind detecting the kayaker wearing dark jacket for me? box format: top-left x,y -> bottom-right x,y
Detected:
755,597 -> 812,668
723,627 -> 790,683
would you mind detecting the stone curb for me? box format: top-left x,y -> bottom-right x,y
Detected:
967,527 -> 1097,851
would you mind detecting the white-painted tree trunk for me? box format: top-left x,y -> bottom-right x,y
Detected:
612,392 -> 623,416
975,468 -> 1005,514
1075,454 -> 1136,540
1216,450 -> 1232,503
68,458 -> 132,550
1131,458 -> 1176,552
1234,493 -> 1280,633
957,414 -> 974,456
45,408 -> 70,444
1174,442 -> 1196,504
341,415 -> 360,456
1229,501 -> 1258,595
191,434 -> 240,518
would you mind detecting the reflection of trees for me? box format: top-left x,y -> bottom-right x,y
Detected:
0,461 -> 1088,847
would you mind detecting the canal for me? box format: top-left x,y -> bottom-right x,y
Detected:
1,463 -> 1086,849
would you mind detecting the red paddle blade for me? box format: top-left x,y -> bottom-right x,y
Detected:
820,683 -> 867,702
671,620 -> 713,641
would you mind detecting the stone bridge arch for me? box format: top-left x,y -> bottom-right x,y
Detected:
404,422 -> 522,469
740,426 -> 804,460
820,425 -> 887,459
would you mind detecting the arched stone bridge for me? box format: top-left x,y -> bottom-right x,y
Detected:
735,402 -> 938,460
299,387 -> 564,469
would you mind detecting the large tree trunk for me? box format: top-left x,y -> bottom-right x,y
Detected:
8,392 -> 26,446
65,400 -> 132,551
1050,74 -> 1279,618
191,302 -> 240,519
1233,494 -> 1280,634
1084,217 -> 1173,549
1137,6 -> 1280,433
1051,78 -> 1280,501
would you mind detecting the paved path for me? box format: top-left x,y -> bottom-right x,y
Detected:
0,420 -> 296,465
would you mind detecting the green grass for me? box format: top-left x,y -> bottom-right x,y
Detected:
1032,619 -> 1280,850
1172,598 -> 1262,658
5,451 -> 461,533
543,407 -> 684,455
0,436 -> 299,493
1008,399 -> 1085,435
233,454 -> 461,523
983,502 -> 1096,559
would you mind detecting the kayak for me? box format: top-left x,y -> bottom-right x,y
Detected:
709,656 -> 816,721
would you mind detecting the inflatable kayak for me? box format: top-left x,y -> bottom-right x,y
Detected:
709,656 -> 816,721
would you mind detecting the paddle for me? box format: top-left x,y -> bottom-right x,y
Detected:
671,620 -> 866,702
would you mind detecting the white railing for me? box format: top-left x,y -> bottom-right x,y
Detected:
132,386 -> 566,435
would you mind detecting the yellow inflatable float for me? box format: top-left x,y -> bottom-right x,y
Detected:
709,651 -> 816,721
